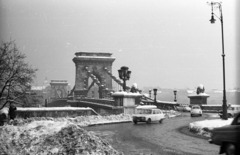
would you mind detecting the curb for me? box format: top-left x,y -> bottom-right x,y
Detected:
88,120 -> 132,126
88,114 -> 180,126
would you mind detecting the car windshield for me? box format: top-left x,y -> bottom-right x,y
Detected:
192,107 -> 200,109
136,109 -> 152,114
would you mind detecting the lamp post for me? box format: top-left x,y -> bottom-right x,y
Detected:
173,90 -> 177,102
209,2 -> 227,120
153,88 -> 158,103
118,66 -> 131,91
149,89 -> 152,98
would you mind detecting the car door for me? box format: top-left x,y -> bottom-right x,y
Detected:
226,113 -> 240,142
154,109 -> 162,121
150,110 -> 155,121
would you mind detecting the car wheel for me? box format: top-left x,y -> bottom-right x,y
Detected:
133,120 -> 138,124
225,143 -> 236,155
159,119 -> 163,124
191,114 -> 193,117
146,118 -> 151,124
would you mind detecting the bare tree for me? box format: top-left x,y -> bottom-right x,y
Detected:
0,41 -> 37,109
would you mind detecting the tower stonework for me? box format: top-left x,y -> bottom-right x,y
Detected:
50,80 -> 68,100
73,52 -> 115,98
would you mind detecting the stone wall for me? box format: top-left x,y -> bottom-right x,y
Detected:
15,107 -> 98,118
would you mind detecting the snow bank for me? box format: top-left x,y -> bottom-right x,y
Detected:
189,118 -> 233,138
0,114 -> 130,154
0,111 -> 180,154
0,122 -> 121,154
17,107 -> 94,111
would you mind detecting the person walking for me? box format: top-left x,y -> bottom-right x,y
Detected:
9,103 -> 17,120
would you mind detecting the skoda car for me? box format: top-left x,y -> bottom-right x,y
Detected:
132,105 -> 165,124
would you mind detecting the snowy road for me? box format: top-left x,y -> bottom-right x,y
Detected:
86,113 -> 219,155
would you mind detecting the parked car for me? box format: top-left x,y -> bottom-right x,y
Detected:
209,112 -> 240,155
190,105 -> 202,117
183,106 -> 191,112
219,104 -> 240,118
132,105 -> 165,124
176,105 -> 191,112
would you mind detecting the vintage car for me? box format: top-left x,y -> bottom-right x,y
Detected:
219,104 -> 240,118
132,105 -> 165,124
209,112 -> 240,155
190,105 -> 202,117
176,105 -> 191,112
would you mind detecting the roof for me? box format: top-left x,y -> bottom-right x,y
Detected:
188,93 -> 210,98
75,52 -> 112,57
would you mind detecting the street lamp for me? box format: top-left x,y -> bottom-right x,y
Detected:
149,89 -> 152,98
209,2 -> 227,120
153,88 -> 158,103
118,66 -> 131,91
173,90 -> 177,102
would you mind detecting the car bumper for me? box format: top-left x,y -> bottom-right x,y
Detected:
191,113 -> 202,116
132,117 -> 146,122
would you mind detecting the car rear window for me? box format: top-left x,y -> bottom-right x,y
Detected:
137,109 -> 152,114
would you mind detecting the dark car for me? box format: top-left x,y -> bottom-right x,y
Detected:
209,112 -> 240,155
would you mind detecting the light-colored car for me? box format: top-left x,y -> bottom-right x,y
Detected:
176,105 -> 191,112
183,106 -> 191,112
190,105 -> 202,117
132,105 -> 165,124
219,104 -> 240,118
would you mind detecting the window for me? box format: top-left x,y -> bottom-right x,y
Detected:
137,109 -> 152,114
236,117 -> 240,125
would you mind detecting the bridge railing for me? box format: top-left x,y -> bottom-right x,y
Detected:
77,98 -> 116,106
141,100 -> 177,110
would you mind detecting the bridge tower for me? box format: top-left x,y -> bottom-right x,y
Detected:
50,80 -> 69,101
73,52 -> 115,98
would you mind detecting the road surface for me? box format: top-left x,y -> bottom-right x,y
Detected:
86,113 -> 219,155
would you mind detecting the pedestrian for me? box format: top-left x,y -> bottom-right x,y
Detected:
9,103 -> 17,120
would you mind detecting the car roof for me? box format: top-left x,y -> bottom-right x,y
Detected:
230,104 -> 240,107
192,105 -> 200,107
136,105 -> 157,109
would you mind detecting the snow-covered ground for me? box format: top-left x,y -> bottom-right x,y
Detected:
189,115 -> 233,138
0,110 -> 181,154
0,114 -> 131,154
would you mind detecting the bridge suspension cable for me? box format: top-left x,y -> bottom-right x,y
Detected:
103,67 -> 130,90
84,67 -> 106,89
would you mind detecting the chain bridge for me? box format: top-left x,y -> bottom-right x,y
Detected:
48,52 -> 176,114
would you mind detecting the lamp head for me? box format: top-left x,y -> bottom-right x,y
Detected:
153,88 -> 158,95
173,90 -> 177,95
126,71 -> 131,80
210,14 -> 216,24
118,69 -> 123,79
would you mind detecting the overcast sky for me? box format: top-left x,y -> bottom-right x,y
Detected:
0,0 -> 238,90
